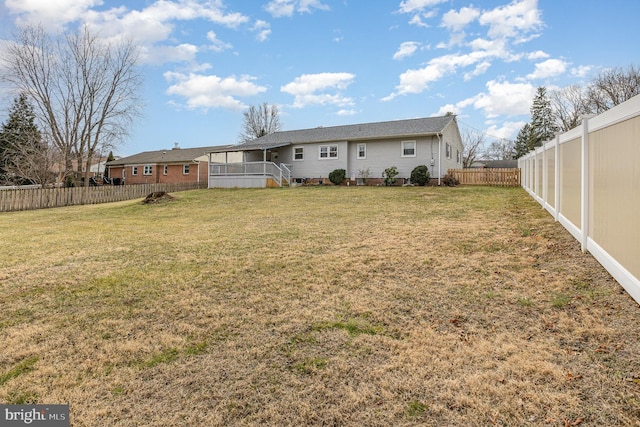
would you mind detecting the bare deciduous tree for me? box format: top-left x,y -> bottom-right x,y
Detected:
461,128 -> 485,168
549,85 -> 589,132
1,134 -> 60,187
585,65 -> 640,114
485,139 -> 515,161
238,102 -> 282,143
2,25 -> 143,186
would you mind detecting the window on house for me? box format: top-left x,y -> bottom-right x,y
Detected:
401,140 -> 416,157
319,145 -> 338,159
293,146 -> 304,161
357,143 -> 366,159
143,165 -> 153,175
132,166 -> 138,176
183,164 -> 190,174
163,165 -> 168,175
457,150 -> 461,164
446,143 -> 452,159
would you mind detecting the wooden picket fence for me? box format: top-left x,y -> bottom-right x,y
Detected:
0,182 -> 207,212
447,168 -> 521,187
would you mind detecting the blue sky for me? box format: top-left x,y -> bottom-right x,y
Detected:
0,0 -> 638,156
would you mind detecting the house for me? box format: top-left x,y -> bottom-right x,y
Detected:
107,144 -> 241,185
208,115 -> 463,188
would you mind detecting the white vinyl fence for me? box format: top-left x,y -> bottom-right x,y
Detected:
519,94 -> 640,305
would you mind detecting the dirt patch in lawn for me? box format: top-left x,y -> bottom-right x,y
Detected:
0,186 -> 638,426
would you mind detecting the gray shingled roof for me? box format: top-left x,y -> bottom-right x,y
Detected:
107,145 -> 235,166
227,116 -> 455,151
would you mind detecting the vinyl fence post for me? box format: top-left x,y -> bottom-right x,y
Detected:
554,135 -> 560,222
580,116 -> 590,253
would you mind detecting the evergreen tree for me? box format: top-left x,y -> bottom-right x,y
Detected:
105,150 -> 115,178
530,87 -> 559,148
514,123 -> 534,158
0,93 -> 43,184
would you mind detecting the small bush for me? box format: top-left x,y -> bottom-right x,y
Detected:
442,173 -> 460,187
410,165 -> 430,186
382,166 -> 398,186
328,168 -> 346,185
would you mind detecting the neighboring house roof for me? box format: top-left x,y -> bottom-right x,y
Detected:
107,145 -> 235,166
482,160 -> 518,168
216,115 -> 456,152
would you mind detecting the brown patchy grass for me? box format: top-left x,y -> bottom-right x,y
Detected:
0,186 -> 639,426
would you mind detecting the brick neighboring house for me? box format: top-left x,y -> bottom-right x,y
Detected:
106,144 -> 238,185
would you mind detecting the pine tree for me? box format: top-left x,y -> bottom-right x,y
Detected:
514,123 -> 534,158
0,93 -> 43,184
530,87 -> 559,148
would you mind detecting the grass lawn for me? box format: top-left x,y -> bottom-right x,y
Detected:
1,186 -> 639,426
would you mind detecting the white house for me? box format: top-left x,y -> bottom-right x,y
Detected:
208,115 -> 463,188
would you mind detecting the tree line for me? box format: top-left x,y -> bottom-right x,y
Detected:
0,25 -> 142,187
462,64 -> 640,165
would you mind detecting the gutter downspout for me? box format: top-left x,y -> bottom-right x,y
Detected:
436,133 -> 442,186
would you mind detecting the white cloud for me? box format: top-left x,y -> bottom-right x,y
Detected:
398,0 -> 448,14
571,65 -> 592,78
478,0 -> 542,41
393,41 -> 420,60
164,72 -> 266,110
386,51 -> 491,99
398,0 -> 444,27
486,121 -> 526,140
7,1 -> 249,65
527,50 -> 549,60
434,104 -> 459,116
471,79 -> 536,117
5,0 -> 101,29
265,0 -> 330,18
206,31 -> 232,52
252,20 -> 271,42
527,58 -> 568,79
441,6 -> 480,31
336,109 -> 359,116
281,72 -> 355,108
143,44 -> 199,65
464,61 -> 491,81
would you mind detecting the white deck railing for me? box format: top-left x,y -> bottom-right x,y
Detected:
209,162 -> 290,187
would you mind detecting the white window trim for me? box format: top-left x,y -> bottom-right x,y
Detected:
293,146 -> 304,161
357,143 -> 366,159
132,166 -> 138,176
401,140 -> 416,158
183,164 -> 190,175
143,165 -> 153,176
319,144 -> 338,160
446,143 -> 452,159
163,165 -> 168,175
